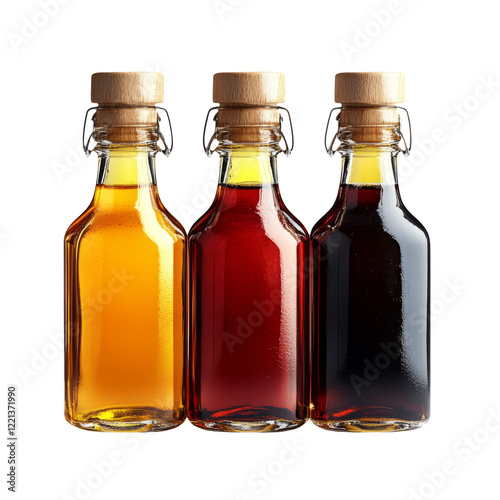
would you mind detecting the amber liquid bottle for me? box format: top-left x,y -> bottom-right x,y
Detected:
188,72 -> 309,432
65,73 -> 185,431
311,73 -> 430,431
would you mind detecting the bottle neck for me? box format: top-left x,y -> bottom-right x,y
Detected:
338,135 -> 402,209
93,146 -> 159,209
213,145 -> 281,212
218,145 -> 279,187
336,112 -> 403,190
341,146 -> 398,187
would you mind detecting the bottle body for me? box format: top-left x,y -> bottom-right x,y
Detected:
311,147 -> 430,431
188,147 -> 309,431
65,148 -> 185,431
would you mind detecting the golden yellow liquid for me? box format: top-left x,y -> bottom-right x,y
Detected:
65,149 -> 185,431
347,146 -> 391,185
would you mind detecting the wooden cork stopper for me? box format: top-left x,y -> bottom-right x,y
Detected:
91,72 -> 164,142
213,72 -> 285,143
213,72 -> 285,105
335,72 -> 404,106
335,72 -> 405,143
91,72 -> 164,106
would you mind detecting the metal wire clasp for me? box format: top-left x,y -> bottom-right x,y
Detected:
397,106 -> 412,156
277,106 -> 294,157
156,106 -> 174,156
202,106 -> 220,157
324,105 -> 413,157
82,106 -> 98,157
202,105 -> 295,157
82,106 -> 174,156
324,106 -> 342,157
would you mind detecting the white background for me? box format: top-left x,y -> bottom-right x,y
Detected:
1,0 -> 499,499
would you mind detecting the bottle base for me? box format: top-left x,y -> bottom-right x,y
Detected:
65,406 -> 185,432
190,418 -> 306,433
311,417 -> 428,432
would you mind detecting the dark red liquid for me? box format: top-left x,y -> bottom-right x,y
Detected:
188,184 -> 309,430
311,184 -> 430,429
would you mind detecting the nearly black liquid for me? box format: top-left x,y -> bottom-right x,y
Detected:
311,183 -> 430,431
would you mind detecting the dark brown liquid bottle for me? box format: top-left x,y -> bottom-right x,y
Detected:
188,72 -> 309,432
311,72 -> 430,431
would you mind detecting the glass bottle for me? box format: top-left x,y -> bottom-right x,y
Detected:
65,72 -> 185,431
188,72 -> 309,432
311,72 -> 430,431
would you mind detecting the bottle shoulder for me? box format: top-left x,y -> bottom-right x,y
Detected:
154,195 -> 187,240
312,201 -> 429,250
398,201 -> 430,242
188,199 -> 219,240
311,197 -> 344,242
188,203 -> 308,246
65,201 -> 186,245
278,198 -> 309,240
64,204 -> 96,243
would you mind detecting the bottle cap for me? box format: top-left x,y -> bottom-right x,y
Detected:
91,72 -> 164,105
334,72 -> 405,142
213,72 -> 285,105
91,72 -> 164,132
335,72 -> 404,106
211,72 -> 285,144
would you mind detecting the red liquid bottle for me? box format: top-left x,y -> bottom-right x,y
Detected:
188,72 -> 309,432
311,73 -> 430,431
